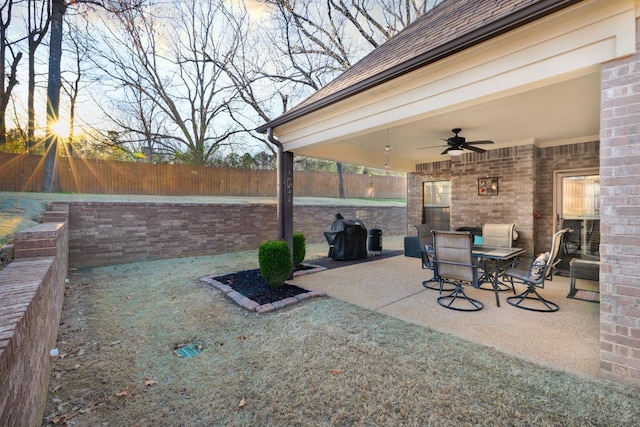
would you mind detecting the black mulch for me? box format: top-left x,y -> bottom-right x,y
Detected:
214,269 -> 308,305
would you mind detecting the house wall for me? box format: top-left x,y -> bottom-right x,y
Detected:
0,207 -> 69,426
598,18 -> 640,387
64,202 -> 407,268
408,142 -> 600,256
410,146 -> 536,255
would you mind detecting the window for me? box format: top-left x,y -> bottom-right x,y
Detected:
423,181 -> 450,230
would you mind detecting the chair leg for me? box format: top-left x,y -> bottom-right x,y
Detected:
422,268 -> 455,291
423,276 -> 455,291
437,284 -> 484,312
506,286 -> 559,312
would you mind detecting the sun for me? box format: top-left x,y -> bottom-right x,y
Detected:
51,120 -> 70,138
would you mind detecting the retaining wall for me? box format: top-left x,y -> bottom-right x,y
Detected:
64,201 -> 407,268
0,206 -> 69,426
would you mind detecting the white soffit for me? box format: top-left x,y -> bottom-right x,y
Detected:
275,0 -> 636,171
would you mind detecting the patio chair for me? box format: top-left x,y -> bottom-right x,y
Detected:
414,224 -> 453,291
481,223 -> 517,247
478,223 -> 518,290
431,230 -> 483,311
503,228 -> 571,312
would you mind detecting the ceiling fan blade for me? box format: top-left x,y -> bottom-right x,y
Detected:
466,140 -> 494,145
419,144 -> 446,150
462,144 -> 487,153
440,148 -> 450,155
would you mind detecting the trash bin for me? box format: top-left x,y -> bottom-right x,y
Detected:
367,228 -> 382,254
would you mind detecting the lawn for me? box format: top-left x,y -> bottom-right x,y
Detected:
2,192 -> 639,426
42,244 -> 640,426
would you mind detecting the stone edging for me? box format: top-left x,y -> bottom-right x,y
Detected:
199,264 -> 327,314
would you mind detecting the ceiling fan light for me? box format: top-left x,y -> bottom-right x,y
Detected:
449,148 -> 464,156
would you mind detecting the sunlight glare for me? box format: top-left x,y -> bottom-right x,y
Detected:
52,120 -> 70,138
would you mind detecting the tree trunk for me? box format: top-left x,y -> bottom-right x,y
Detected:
42,0 -> 65,192
337,162 -> 345,199
27,47 -> 36,151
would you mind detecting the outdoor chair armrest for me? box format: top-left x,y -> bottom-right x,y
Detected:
502,266 -> 544,286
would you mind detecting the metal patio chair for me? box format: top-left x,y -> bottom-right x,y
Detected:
431,230 -> 483,312
503,228 -> 571,312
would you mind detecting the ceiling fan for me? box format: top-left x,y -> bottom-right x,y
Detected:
421,128 -> 494,156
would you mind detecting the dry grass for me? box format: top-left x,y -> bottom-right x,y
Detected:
3,192 -> 637,425
43,242 -> 640,427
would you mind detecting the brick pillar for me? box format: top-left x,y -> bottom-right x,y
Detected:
599,19 -> 640,386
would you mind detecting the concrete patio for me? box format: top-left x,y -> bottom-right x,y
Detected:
294,253 -> 601,380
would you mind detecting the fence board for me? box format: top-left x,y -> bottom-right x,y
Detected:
0,153 -> 406,198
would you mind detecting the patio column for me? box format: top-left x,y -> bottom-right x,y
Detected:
277,149 -> 294,273
599,18 -> 640,387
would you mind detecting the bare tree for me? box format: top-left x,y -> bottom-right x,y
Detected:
26,0 -> 50,151
228,0 -> 439,197
42,0 -> 145,192
59,19 -> 93,157
42,0 -> 66,192
0,0 -> 23,147
89,0 -> 246,165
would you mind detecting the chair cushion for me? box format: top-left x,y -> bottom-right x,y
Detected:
529,252 -> 550,280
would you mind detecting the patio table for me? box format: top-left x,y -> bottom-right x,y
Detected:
472,246 -> 526,307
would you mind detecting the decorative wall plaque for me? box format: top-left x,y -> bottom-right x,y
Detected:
478,177 -> 498,196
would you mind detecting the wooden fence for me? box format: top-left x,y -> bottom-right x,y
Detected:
0,153 -> 406,199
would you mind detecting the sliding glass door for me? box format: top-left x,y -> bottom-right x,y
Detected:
555,169 -> 600,259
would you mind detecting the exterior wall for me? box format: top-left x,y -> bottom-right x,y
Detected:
411,146 -> 537,255
599,19 -> 640,387
66,202 -> 407,268
0,213 -> 69,426
536,142 -> 600,252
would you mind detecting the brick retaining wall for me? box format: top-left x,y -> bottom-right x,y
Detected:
64,202 -> 406,268
0,211 -> 69,426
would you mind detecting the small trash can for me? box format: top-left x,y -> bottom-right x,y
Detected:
367,228 -> 382,254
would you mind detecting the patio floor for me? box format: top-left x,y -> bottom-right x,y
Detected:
293,253 -> 601,380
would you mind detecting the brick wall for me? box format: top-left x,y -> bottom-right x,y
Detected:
65,202 -> 407,268
598,18 -> 640,387
0,217 -> 69,426
410,147 -> 536,254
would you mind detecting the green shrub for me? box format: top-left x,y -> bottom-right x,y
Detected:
258,240 -> 292,288
293,232 -> 306,268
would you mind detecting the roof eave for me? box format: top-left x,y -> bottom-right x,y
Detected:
255,0 -> 582,135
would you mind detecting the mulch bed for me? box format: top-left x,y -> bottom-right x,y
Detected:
213,268 -> 309,305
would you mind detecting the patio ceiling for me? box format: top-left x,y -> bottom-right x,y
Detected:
288,69 -> 601,172
264,0 -> 636,172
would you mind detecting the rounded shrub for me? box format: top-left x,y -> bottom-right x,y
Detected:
258,240 -> 292,288
293,232 -> 306,268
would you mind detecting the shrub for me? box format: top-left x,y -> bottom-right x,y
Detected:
293,232 -> 306,268
258,240 -> 292,288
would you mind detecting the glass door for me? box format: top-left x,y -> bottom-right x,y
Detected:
555,169 -> 600,259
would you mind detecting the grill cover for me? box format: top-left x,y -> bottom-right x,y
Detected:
324,217 -> 368,260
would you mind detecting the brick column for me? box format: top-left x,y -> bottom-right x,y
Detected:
599,19 -> 640,386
